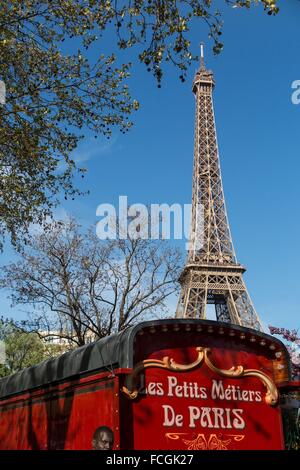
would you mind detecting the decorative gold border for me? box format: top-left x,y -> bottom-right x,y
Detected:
166,432 -> 245,450
121,347 -> 278,405
122,347 -> 204,399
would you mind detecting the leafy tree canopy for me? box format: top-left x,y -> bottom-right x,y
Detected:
0,1 -> 278,250
0,318 -> 54,377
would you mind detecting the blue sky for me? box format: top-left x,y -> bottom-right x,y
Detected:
1,0 -> 299,332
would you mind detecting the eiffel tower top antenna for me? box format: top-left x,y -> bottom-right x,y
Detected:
200,42 -> 205,69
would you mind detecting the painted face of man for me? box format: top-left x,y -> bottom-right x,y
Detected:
93,431 -> 113,450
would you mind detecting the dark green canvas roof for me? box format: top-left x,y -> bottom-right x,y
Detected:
0,319 -> 289,399
0,324 -> 133,399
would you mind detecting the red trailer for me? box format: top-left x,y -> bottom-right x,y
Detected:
0,319 -> 292,450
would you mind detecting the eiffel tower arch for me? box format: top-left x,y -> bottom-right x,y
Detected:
176,45 -> 263,331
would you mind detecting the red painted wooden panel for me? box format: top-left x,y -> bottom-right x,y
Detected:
0,375 -> 120,450
131,346 -> 284,449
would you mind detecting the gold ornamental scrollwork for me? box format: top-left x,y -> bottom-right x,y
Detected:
166,432 -> 245,450
121,347 -> 278,405
202,349 -> 278,405
122,347 -> 205,399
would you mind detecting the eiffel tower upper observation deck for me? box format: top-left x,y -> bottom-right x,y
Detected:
176,44 -> 263,331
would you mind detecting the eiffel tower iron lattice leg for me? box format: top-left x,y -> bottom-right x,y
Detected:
176,44 -> 263,332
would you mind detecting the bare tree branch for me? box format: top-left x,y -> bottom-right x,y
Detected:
0,218 -> 182,346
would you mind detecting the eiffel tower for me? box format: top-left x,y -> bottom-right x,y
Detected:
176,45 -> 263,331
